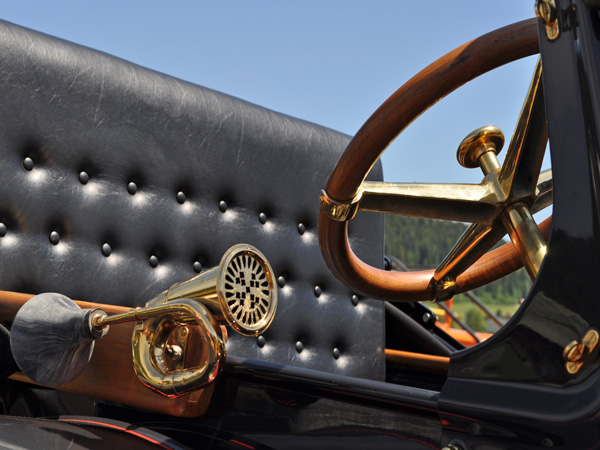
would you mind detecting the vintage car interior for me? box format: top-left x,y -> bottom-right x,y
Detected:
1,0 -> 599,448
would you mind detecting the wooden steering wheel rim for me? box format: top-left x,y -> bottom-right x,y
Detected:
319,19 -> 547,301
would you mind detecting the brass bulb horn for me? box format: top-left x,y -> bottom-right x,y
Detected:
10,244 -> 277,396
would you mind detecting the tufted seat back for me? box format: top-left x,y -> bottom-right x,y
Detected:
0,20 -> 385,380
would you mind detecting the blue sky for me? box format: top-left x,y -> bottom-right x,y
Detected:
1,2 -> 542,188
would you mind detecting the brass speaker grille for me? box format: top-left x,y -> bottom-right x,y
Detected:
220,246 -> 276,336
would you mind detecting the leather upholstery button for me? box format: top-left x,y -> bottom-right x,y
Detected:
298,223 -> 306,235
149,255 -> 158,267
193,261 -> 202,273
49,231 -> 60,245
314,286 -> 322,297
176,191 -> 186,204
259,212 -> 267,224
257,336 -> 266,348
23,157 -> 34,171
352,294 -> 359,306
0,223 -> 6,237
79,171 -> 89,184
219,200 -> 228,212
127,182 -> 137,195
102,243 -> 112,257
333,348 -> 340,359
277,276 -> 285,288
295,341 -> 303,353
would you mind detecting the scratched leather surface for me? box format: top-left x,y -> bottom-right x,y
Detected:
0,20 -> 385,380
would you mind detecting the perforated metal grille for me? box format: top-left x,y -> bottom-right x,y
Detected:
223,252 -> 273,331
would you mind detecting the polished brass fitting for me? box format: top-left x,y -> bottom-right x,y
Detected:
535,0 -> 560,40
319,189 -> 362,222
457,126 -> 504,175
563,329 -> 599,374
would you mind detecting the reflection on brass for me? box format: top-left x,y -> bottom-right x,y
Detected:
500,203 -> 547,279
92,244 -> 278,397
434,223 -> 504,285
359,180 -> 500,225
456,126 -> 504,172
319,189 -> 361,222
563,329 -> 599,375
497,59 -> 546,196
434,276 -> 456,302
131,300 -> 225,397
336,58 -> 550,296
536,0 -> 559,41
150,244 -> 278,337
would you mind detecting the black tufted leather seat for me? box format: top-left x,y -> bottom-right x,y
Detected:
0,20 -> 385,381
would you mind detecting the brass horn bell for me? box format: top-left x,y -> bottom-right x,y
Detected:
92,244 -> 278,396
11,244 -> 277,397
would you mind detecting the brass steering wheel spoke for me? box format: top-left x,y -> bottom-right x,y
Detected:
358,181 -> 502,225
531,169 -> 553,214
433,223 -> 507,301
498,58 -> 548,200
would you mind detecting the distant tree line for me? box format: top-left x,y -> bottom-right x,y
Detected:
384,215 -> 531,306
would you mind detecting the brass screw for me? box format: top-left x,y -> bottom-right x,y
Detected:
535,0 -> 560,40
179,326 -> 189,337
564,341 -> 584,361
536,0 -> 557,24
563,330 -> 599,374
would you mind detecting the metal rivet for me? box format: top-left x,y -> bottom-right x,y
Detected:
149,255 -> 159,267
295,341 -> 303,353
23,157 -> 34,171
277,276 -> 286,288
314,286 -> 322,297
49,231 -> 60,245
298,223 -> 306,235
127,182 -> 138,195
423,312 -> 432,323
351,294 -> 359,306
176,191 -> 186,204
259,212 -> 267,224
193,261 -> 202,273
102,243 -> 112,257
219,200 -> 228,212
333,348 -> 340,359
0,223 -> 6,237
79,171 -> 89,185
257,336 -> 266,348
